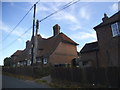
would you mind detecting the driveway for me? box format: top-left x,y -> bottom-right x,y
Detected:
2,75 -> 50,88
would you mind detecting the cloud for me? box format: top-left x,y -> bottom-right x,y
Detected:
0,21 -> 13,33
69,25 -> 81,31
36,4 -> 50,13
71,31 -> 97,41
79,7 -> 90,20
48,3 -> 82,31
0,21 -> 31,41
77,45 -> 83,52
35,2 -> 77,24
41,34 -> 49,38
17,38 -> 22,43
53,11 -> 79,24
110,3 -> 119,12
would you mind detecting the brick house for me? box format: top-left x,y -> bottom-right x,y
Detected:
11,24 -> 78,67
79,41 -> 99,68
11,50 -> 23,67
79,11 -> 120,67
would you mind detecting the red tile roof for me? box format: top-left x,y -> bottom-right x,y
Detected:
80,41 -> 98,54
36,32 -> 78,58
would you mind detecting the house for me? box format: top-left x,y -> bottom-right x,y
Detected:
79,11 -> 120,67
11,50 -> 23,67
11,24 -> 79,67
79,41 -> 99,68
94,11 -> 120,67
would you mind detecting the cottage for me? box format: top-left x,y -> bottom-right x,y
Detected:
79,41 -> 99,68
79,11 -> 120,67
11,50 -> 23,67
11,24 -> 79,67
94,11 -> 120,67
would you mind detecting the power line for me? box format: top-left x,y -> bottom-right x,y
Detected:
2,6 -> 33,41
35,0 -> 40,5
2,0 -> 41,42
2,0 -> 79,50
2,26 -> 32,50
39,0 -> 80,22
63,0 -> 76,7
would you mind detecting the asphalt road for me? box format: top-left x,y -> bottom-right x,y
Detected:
2,75 -> 50,88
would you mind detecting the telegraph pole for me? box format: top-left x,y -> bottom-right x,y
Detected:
31,4 -> 36,66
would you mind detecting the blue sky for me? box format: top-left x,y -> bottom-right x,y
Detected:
0,1 -> 119,65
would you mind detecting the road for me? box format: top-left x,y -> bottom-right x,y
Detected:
2,75 -> 50,88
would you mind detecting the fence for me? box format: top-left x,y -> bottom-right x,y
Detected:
2,66 -> 120,87
51,67 -> 120,87
2,66 -> 50,78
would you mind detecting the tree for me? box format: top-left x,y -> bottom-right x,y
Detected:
4,57 -> 12,67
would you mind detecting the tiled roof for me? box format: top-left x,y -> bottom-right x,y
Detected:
11,50 -> 23,56
80,41 -> 98,54
13,32 -> 78,62
94,11 -> 120,29
60,33 -> 79,45
37,32 -> 78,57
11,50 -> 24,63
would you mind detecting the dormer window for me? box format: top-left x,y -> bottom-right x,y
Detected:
111,21 -> 120,37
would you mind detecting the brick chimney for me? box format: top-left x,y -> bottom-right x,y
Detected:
53,24 -> 60,36
102,13 -> 108,22
26,40 -> 30,48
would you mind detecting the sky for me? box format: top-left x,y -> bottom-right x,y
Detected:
0,0 -> 119,65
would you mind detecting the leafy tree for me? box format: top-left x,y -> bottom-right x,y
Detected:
4,57 -> 12,67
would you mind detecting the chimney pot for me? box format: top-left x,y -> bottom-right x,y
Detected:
102,13 -> 108,22
26,40 -> 30,48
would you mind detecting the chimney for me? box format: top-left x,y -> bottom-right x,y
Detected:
102,13 -> 108,22
53,24 -> 60,36
26,40 -> 30,48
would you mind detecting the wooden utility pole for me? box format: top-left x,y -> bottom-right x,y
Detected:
33,20 -> 39,65
31,4 -> 36,66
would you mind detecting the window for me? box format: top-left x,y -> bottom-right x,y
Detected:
17,62 -> 20,65
27,60 -> 31,66
43,58 -> 47,64
13,64 -> 16,67
111,21 -> 120,37
24,61 -> 26,65
36,58 -> 41,63
21,62 -> 24,66
29,49 -> 31,55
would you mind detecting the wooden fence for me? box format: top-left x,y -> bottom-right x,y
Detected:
51,67 -> 120,87
2,66 -> 120,87
2,66 -> 50,78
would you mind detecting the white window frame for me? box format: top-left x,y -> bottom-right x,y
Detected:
43,58 -> 47,64
111,22 -> 120,37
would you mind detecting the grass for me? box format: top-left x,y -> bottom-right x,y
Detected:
35,79 -> 82,88
3,72 -> 108,88
3,72 -> 34,81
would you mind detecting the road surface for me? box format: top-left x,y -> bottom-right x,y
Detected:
2,75 -> 50,88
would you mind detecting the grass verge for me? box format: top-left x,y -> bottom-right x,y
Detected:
3,72 -> 34,81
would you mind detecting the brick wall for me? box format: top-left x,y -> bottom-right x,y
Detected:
49,42 -> 78,65
96,25 -> 119,67
80,51 -> 98,67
